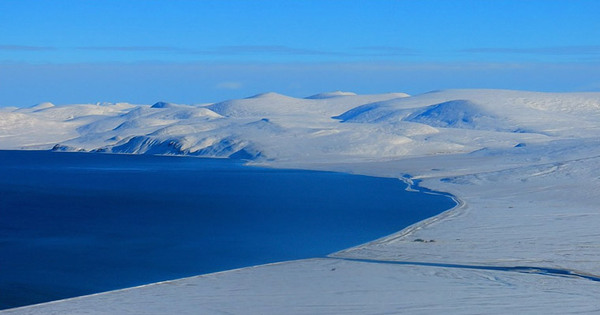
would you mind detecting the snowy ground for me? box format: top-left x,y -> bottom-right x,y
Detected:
2,89 -> 600,314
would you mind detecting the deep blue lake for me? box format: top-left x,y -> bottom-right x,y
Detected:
0,150 -> 455,309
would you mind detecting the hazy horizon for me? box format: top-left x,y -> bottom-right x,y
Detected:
2,0 -> 599,107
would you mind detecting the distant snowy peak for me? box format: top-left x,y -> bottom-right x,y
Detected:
207,100 -> 276,118
207,91 -> 411,118
14,102 -> 56,114
207,92 -> 309,118
305,91 -> 358,99
332,102 -> 386,122
31,102 -> 55,110
406,100 -> 504,130
246,92 -> 296,100
151,101 -> 177,109
335,98 -> 524,132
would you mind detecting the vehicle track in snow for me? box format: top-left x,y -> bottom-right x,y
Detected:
330,257 -> 600,283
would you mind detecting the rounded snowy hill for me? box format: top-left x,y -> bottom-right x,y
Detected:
206,91 -> 409,118
305,91 -> 358,99
335,89 -> 600,136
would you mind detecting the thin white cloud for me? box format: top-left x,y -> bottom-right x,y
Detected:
354,46 -> 419,56
7,44 -> 423,60
75,45 -> 344,56
0,45 -> 55,51
462,45 -> 600,55
206,45 -> 342,56
77,46 -> 180,52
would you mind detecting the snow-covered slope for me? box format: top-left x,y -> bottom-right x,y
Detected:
3,89 -> 600,314
5,89 -> 589,161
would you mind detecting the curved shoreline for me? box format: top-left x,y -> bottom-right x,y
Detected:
330,175 -> 464,258
2,174 -> 461,314
0,151 -> 457,311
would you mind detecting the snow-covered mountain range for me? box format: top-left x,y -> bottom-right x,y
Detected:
3,89 -> 600,314
3,89 -> 599,163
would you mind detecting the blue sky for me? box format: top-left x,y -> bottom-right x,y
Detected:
1,0 -> 600,106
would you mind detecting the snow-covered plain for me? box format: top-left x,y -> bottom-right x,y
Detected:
3,89 -> 600,314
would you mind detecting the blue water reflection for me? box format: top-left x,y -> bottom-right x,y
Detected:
0,150 -> 455,309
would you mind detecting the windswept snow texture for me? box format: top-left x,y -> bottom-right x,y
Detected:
4,89 -> 600,314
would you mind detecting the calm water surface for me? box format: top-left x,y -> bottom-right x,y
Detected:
0,150 -> 455,309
